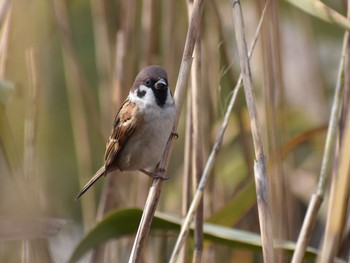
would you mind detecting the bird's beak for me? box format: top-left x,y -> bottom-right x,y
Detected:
155,79 -> 167,90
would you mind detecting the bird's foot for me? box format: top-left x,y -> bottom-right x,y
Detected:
139,168 -> 170,180
171,131 -> 179,140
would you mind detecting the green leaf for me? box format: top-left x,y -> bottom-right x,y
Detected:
69,208 -> 318,262
206,180 -> 256,226
285,0 -> 350,31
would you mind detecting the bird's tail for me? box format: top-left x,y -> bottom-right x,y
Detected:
76,166 -> 106,200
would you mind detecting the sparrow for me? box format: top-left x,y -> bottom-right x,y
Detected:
76,65 -> 176,199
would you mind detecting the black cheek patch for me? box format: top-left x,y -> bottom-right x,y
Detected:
137,89 -> 146,98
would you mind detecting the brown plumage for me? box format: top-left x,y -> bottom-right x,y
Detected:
76,65 -> 176,199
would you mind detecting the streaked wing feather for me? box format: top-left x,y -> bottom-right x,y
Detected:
104,99 -> 138,169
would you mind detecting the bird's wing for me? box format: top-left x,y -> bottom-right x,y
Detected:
104,99 -> 139,169
76,99 -> 139,199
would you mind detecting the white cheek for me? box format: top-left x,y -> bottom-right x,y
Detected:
128,85 -> 157,109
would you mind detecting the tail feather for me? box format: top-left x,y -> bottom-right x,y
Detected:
76,166 -> 106,200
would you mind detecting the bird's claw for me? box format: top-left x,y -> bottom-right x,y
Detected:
171,131 -> 179,140
139,168 -> 170,180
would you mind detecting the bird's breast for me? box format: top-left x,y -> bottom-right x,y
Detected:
117,104 -> 176,171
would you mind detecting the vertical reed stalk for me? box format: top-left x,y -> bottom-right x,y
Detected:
258,1 -> 289,257
318,31 -> 350,263
22,49 -> 38,263
211,0 -> 253,175
292,32 -> 349,263
341,1 -> 350,140
89,0 -> 112,135
180,89 -> 192,262
191,34 -> 204,263
231,0 -> 274,261
53,0 -> 96,230
168,2 -> 268,261
0,1 -> 10,77
128,0 -> 207,261
186,0 -> 204,261
24,49 -> 39,182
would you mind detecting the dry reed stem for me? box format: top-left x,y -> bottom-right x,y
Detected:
52,0 -> 104,143
187,0 -> 204,261
318,38 -> 350,263
0,2 -> 21,183
62,51 -> 96,230
128,0 -> 207,262
259,0 -> 289,256
292,32 -> 349,263
211,0 -> 254,176
320,99 -> 350,262
231,0 -> 274,262
21,241 -> 30,263
341,1 -> 350,144
168,62 -> 241,262
0,2 -> 11,77
191,34 -> 204,263
141,0 -> 157,66
89,0 -> 112,135
22,49 -> 36,263
24,49 -> 39,181
53,0 -> 96,230
180,89 -> 192,262
23,49 -> 54,263
168,2 -> 268,261
0,0 -> 10,27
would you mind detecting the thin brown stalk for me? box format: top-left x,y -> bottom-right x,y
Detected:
0,2 -> 11,77
52,0 -> 104,143
168,2 -> 268,261
180,89 -> 192,262
341,1 -> 350,143
89,0 -> 112,135
258,0 -> 289,256
191,34 -> 204,263
52,0 -> 96,231
21,241 -> 30,263
211,0 -> 253,175
186,0 -> 204,261
320,102 -> 350,262
62,50 -> 96,230
22,49 -> 37,263
292,32 -> 349,263
169,66 -> 241,263
141,0 -> 158,67
128,0 -> 207,261
319,33 -> 350,263
24,49 -> 39,181
0,0 -> 10,27
162,0 -> 176,75
0,2 -> 21,182
231,0 -> 274,262
22,49 -> 54,263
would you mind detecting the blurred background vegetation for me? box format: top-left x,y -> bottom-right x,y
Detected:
0,0 -> 349,262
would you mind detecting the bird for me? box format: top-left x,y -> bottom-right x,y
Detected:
76,65 -> 176,199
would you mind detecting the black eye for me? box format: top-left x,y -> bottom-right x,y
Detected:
144,79 -> 151,86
